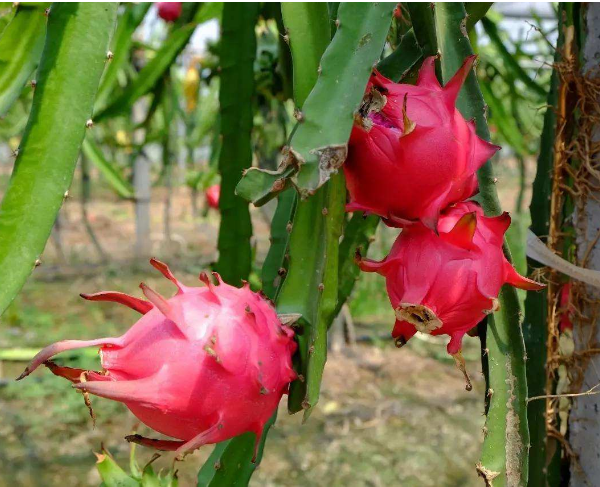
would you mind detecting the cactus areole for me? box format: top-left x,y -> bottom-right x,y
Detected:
357,202 -> 544,388
18,260 -> 297,457
344,56 -> 500,230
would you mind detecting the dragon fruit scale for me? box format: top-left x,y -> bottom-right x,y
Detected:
357,202 -> 544,389
344,55 -> 500,230
17,259 -> 297,457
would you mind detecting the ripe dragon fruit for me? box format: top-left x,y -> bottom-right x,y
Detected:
356,201 -> 544,388
157,2 -> 182,22
344,56 -> 500,230
205,184 -> 220,210
17,259 -> 297,456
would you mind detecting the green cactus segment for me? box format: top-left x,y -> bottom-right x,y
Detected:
261,189 -> 297,301
376,2 -> 491,82
435,3 -> 529,486
94,2 -> 221,122
376,29 -> 422,82
407,3 -> 438,59
523,24 -> 562,486
236,3 -> 393,203
335,214 -> 379,318
281,2 -> 331,107
213,3 -> 258,286
197,414 -> 276,486
289,3 -> 393,193
0,2 -> 118,317
95,2 -> 151,110
82,138 -> 134,200
279,173 -> 346,418
0,3 -> 48,117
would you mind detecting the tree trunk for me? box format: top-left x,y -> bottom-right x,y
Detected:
570,4 -> 600,485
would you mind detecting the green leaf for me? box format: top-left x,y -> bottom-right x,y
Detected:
82,138 -> 134,199
0,3 -> 49,117
0,3 -> 118,317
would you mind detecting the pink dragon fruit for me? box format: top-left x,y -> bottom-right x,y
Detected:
205,184 -> 220,210
18,259 -> 297,456
344,56 -> 500,230
357,201 -> 544,388
157,2 -> 182,22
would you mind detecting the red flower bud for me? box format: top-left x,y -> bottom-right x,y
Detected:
18,260 -> 296,457
344,56 -> 500,230
205,184 -> 220,210
559,282 -> 574,332
357,202 -> 544,356
157,2 -> 182,22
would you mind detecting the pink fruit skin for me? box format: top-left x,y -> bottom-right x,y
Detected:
157,2 -> 182,22
205,184 -> 220,210
18,260 -> 296,455
357,201 -> 544,355
344,56 -> 500,230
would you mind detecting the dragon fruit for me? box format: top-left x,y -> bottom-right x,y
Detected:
357,201 -> 544,388
205,184 -> 220,210
157,2 -> 182,22
18,259 -> 297,456
344,56 -> 500,230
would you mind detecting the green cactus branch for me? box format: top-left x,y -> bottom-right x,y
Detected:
0,2 -> 118,317
236,2 -> 393,203
281,2 -> 331,108
377,2 -> 491,82
94,2 -> 151,110
0,3 -> 49,117
407,3 -> 438,60
435,3 -> 529,485
335,213 -> 379,318
213,3 -> 258,286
